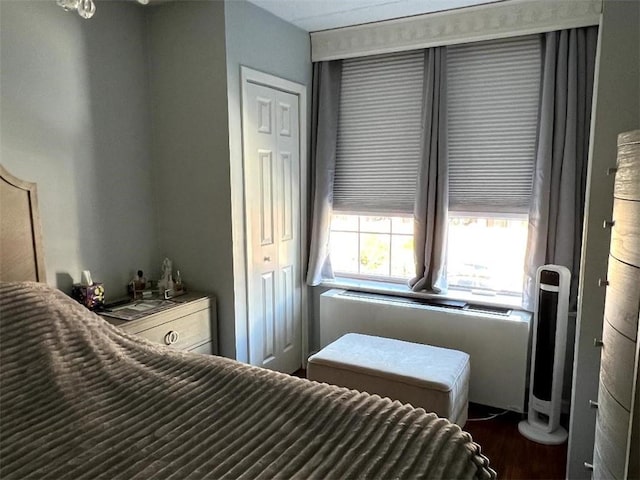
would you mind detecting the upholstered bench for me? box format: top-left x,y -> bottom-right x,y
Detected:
307,333 -> 470,426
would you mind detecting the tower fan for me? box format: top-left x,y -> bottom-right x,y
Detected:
518,264 -> 570,444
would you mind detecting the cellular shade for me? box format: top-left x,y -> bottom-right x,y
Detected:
334,51 -> 424,215
447,35 -> 541,214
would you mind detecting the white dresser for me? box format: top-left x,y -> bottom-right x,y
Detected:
593,130 -> 640,480
102,292 -> 217,355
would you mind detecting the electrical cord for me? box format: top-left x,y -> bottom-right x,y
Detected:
467,409 -> 509,422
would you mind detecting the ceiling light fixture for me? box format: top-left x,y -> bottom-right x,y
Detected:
56,0 -> 149,20
57,0 -> 96,19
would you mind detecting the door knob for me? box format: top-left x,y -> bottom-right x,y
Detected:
264,256 -> 271,262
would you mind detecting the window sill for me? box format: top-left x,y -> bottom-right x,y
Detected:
319,276 -> 526,311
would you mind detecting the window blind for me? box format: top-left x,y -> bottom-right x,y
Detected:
334,51 -> 424,215
447,35 -> 541,214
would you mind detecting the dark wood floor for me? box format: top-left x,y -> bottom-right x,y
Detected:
293,370 -> 567,479
465,404 -> 567,479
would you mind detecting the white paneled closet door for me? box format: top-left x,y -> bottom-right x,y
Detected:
243,81 -> 302,374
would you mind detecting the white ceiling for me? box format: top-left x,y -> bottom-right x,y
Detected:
246,0 -> 503,32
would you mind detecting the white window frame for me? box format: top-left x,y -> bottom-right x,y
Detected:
446,211 -> 529,298
328,210 -> 529,301
329,213 -> 413,283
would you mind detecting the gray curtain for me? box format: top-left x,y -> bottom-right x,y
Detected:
409,47 -> 449,293
523,27 -> 598,311
306,60 -> 342,286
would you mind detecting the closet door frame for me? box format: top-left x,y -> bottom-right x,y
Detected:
235,66 -> 309,368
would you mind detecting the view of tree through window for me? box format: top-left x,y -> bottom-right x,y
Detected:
330,215 -> 414,280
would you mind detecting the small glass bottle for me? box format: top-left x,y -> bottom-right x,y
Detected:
175,270 -> 183,292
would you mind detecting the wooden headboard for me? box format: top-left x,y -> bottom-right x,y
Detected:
0,164 -> 46,282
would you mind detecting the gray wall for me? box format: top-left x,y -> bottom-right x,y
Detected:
0,0 -> 156,297
146,1 -> 234,356
568,0 -> 640,477
224,0 -> 311,362
0,0 -> 310,362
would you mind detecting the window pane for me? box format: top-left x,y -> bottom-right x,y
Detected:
390,234 -> 414,278
392,216 -> 413,234
330,232 -> 359,274
359,233 -> 390,276
360,216 -> 391,233
331,214 -> 359,232
447,216 -> 527,294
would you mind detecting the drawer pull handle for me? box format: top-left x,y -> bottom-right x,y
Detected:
593,338 -> 604,347
606,167 -> 617,176
598,278 -> 609,287
164,330 -> 179,345
264,256 -> 271,262
584,462 -> 594,471
603,219 -> 615,228
589,400 -> 598,409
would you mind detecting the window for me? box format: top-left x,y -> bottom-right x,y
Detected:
330,52 -> 422,283
330,215 -> 413,280
446,215 -> 529,295
444,35 -> 540,296
329,36 -> 541,298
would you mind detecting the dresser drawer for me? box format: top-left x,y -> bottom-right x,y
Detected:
604,256 -> 640,341
594,380 -> 629,480
601,318 -> 636,410
593,442 -> 619,480
190,341 -> 214,355
610,198 -> 640,266
135,308 -> 211,351
614,130 -> 640,201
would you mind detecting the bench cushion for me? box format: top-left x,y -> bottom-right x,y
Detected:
307,333 -> 470,426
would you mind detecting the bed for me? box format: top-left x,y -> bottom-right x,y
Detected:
0,165 -> 496,479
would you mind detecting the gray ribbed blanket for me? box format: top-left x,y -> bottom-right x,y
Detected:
0,282 -> 495,479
